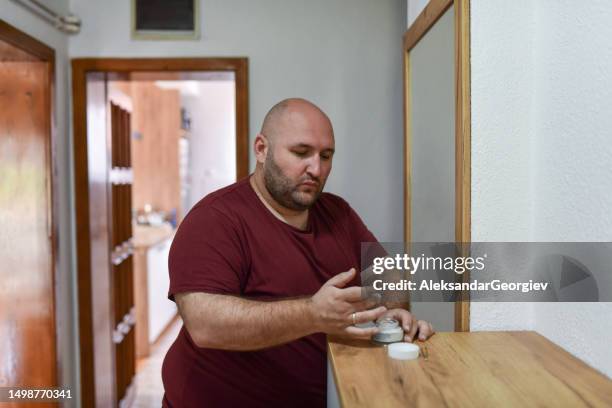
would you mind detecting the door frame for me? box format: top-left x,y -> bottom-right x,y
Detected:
0,19 -> 58,384
402,0 -> 471,331
71,57 -> 249,406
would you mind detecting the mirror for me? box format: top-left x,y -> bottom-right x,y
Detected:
409,4 -> 455,332
403,0 -> 471,332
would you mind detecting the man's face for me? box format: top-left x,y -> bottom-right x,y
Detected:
263,111 -> 335,211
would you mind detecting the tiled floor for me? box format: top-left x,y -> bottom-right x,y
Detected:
131,318 -> 182,408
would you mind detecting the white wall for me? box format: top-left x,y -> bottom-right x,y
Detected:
469,0 -> 536,331
471,0 -> 612,377
0,0 -> 80,402
70,0 -> 407,242
182,80 -> 236,210
530,0 -> 612,378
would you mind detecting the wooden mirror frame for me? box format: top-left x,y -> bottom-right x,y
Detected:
403,0 -> 471,331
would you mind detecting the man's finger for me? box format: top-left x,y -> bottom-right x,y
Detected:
404,316 -> 419,342
325,268 -> 356,288
335,286 -> 363,302
349,297 -> 380,312
344,325 -> 378,339
416,320 -> 435,341
351,306 -> 387,325
380,309 -> 413,332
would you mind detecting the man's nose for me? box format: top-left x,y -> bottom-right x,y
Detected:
307,155 -> 321,178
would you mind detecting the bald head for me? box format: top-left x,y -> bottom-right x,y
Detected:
253,98 -> 335,212
260,98 -> 333,144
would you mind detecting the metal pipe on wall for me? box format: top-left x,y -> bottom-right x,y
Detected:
11,0 -> 81,34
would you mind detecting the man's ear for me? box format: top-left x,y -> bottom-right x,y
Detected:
254,133 -> 268,164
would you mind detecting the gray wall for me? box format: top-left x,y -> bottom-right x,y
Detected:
0,0 -> 80,402
69,0 -> 407,242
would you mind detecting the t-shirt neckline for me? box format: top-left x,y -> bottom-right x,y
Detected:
246,176 -> 314,235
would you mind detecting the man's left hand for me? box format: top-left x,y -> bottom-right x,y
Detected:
380,309 -> 434,342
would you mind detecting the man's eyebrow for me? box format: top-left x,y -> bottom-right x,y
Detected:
291,143 -> 335,152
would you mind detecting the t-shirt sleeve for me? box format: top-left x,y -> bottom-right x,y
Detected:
167,205 -> 246,301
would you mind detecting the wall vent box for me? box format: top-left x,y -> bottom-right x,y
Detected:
132,0 -> 200,40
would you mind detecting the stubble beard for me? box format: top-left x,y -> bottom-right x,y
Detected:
263,151 -> 323,211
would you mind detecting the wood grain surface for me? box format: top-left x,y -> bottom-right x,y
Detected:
0,57 -> 56,408
403,0 -> 453,52
0,25 -> 57,408
453,0 -> 471,332
328,332 -> 612,407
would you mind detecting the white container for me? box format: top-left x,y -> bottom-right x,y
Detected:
388,342 -> 420,360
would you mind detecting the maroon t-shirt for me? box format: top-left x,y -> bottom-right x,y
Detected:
162,177 -> 376,407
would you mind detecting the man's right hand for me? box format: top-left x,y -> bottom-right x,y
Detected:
308,268 -> 387,339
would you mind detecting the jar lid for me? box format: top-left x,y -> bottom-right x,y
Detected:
388,342 -> 420,360
377,318 -> 399,331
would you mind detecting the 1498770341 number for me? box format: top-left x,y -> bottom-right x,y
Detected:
2,388 -> 72,401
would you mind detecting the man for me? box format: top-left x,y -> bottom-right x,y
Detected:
162,98 -> 434,407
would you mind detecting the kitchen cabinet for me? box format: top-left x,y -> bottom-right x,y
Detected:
133,224 -> 178,358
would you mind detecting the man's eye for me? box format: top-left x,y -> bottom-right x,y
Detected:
293,151 -> 308,157
321,154 -> 332,161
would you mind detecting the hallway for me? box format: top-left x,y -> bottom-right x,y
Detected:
2,0 -> 612,406
132,319 -> 181,407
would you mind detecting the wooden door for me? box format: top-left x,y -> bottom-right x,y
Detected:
0,34 -> 56,406
108,101 -> 136,406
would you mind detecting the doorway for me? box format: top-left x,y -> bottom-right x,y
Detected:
71,58 -> 249,407
0,20 -> 57,405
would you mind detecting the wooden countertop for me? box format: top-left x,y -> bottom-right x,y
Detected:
328,331 -> 612,407
133,223 -> 175,249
